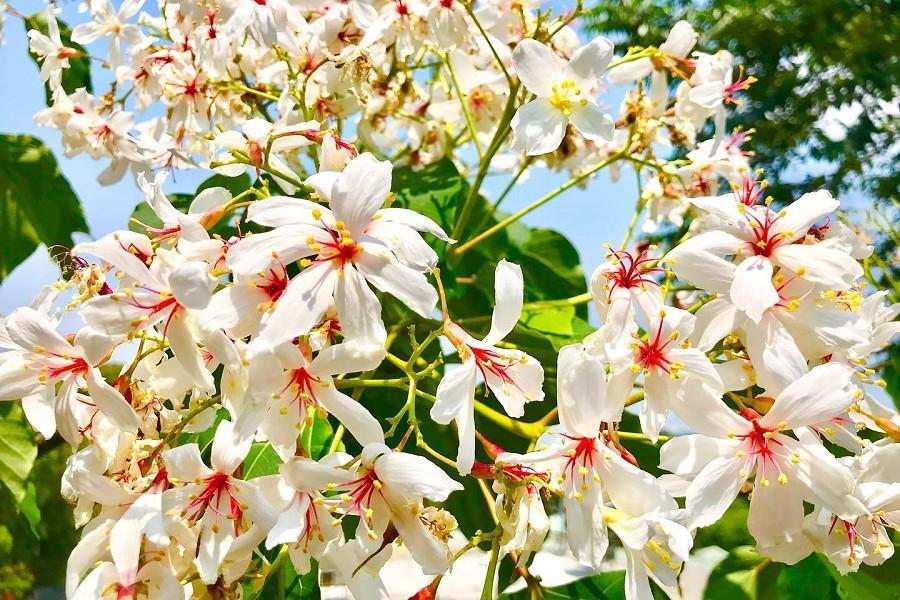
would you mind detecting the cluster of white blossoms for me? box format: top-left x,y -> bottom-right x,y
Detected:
2,1 -> 898,598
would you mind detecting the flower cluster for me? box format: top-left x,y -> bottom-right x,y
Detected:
2,2 -> 897,599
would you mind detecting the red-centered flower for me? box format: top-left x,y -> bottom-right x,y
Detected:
605,247 -> 664,298
634,317 -> 678,375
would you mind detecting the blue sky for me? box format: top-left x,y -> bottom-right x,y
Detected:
0,0 -> 642,315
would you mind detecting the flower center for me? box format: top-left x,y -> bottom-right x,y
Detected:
632,317 -> 680,376
606,247 -> 663,297
560,435 -> 600,501
335,470 -> 384,540
185,471 -> 243,534
468,345 -> 530,400
549,80 -> 587,116
308,220 -> 362,271
738,204 -> 789,257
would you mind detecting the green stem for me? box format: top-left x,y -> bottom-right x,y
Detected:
451,83 -> 521,241
480,534 -> 502,600
445,53 -> 484,159
454,149 -> 626,255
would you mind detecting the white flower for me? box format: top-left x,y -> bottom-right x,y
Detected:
510,36 -> 615,155
605,307 -> 723,440
258,457 -> 355,574
227,153 -> 450,347
498,344 -> 664,570
0,308 -> 140,443
803,444 -> 900,574
28,11 -> 81,89
601,478 -> 693,600
607,20 -> 697,116
162,420 -> 269,584
432,260 -> 545,475
71,0 -> 145,69
335,442 -> 464,575
660,362 -> 866,560
666,189 -> 862,323
235,341 -> 384,460
75,245 -> 216,392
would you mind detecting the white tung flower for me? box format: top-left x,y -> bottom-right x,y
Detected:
432,260 -> 545,475
510,36 -> 616,155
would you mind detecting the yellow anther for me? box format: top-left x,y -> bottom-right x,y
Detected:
777,473 -> 788,485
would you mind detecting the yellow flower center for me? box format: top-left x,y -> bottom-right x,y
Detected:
549,79 -> 587,116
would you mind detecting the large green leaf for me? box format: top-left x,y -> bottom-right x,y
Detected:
0,134 -> 89,281
244,443 -> 282,479
23,13 -> 92,105
0,412 -> 38,504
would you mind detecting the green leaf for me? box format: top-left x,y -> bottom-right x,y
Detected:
775,555 -> 838,599
703,545 -> 779,600
0,134 -> 89,281
17,483 -> 41,540
244,443 -> 282,479
301,413 -> 338,460
500,570 -> 627,600
23,13 -> 92,105
198,172 -> 252,198
0,412 -> 39,504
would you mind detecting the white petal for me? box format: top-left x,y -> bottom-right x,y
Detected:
556,344 -> 609,437
312,341 -> 386,375
772,244 -> 862,290
692,298 -> 745,352
84,369 -> 140,433
375,208 -> 453,242
566,36 -> 614,85
334,265 -> 387,346
569,102 -> 614,143
744,312 -> 808,396
162,444 -> 215,482
355,245 -> 437,318
211,420 -> 251,474
317,384 -> 384,446
165,315 -> 215,391
374,451 -> 463,502
247,196 -> 332,228
685,456 -> 745,529
258,263 -> 338,345
6,307 -> 72,355
759,362 -> 855,429
389,505 -> 451,575
266,495 -> 309,548
331,154 -> 392,236
22,390 -> 56,438
226,225 -> 318,276
641,373 -> 673,440
564,490 -> 608,570
168,261 -> 214,310
512,39 -> 565,96
511,99 -> 568,156
730,255 -> 778,322
606,57 -> 653,84
659,434 -> 735,476
431,361 -> 478,475
747,472 -> 813,564
366,221 -> 438,272
775,190 -> 838,243
484,259 -> 523,345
